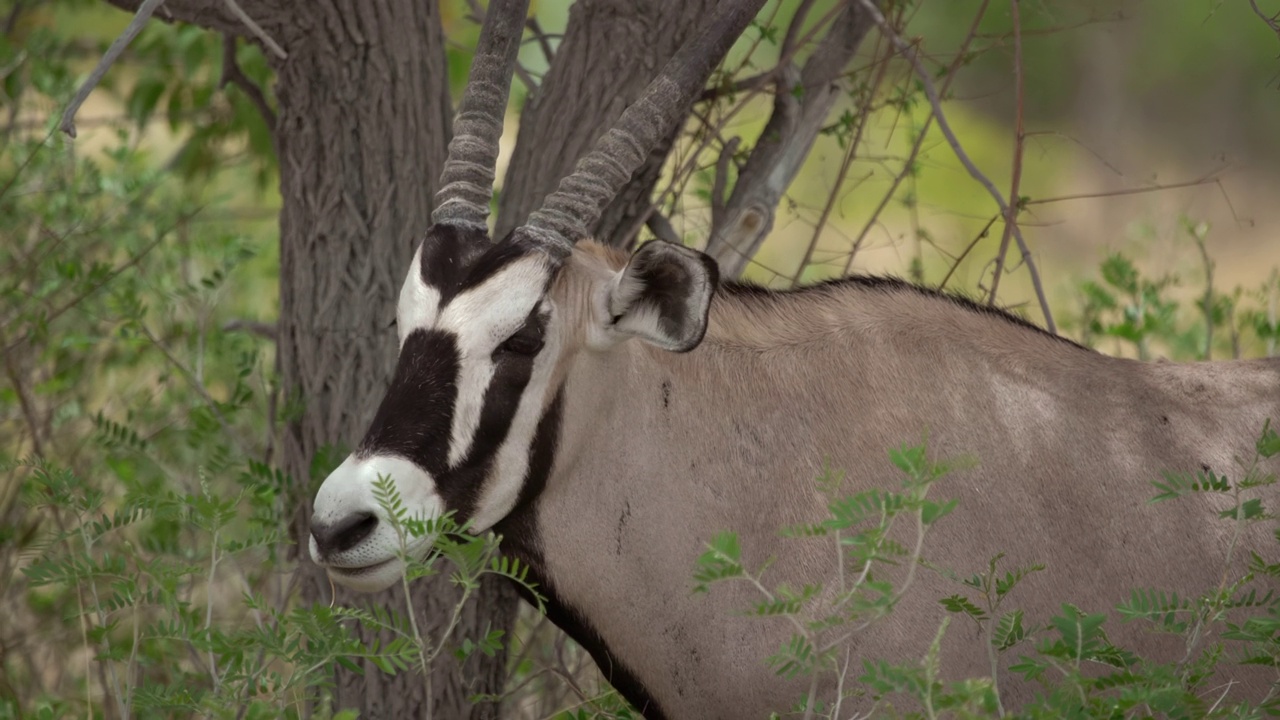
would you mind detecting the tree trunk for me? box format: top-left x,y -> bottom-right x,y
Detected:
102,0 -> 517,716
495,0 -> 719,246
271,3 -> 517,718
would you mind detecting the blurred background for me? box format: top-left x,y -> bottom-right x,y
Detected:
2,0 -> 1278,716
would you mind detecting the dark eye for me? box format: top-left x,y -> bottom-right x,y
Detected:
496,330 -> 544,357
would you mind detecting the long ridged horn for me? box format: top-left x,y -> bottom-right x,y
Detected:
516,0 -> 768,257
432,0 -> 531,230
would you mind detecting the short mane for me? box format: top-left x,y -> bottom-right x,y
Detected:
720,275 -> 1089,351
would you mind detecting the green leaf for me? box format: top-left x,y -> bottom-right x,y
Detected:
939,594 -> 986,621
993,610 -> 1026,651
921,498 -> 957,526
1257,418 -> 1279,458
127,77 -> 167,128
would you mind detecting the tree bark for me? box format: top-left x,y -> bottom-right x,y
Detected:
494,0 -> 719,247
101,0 -> 516,717
271,4 -> 517,718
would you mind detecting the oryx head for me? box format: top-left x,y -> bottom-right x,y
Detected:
308,0 -> 742,591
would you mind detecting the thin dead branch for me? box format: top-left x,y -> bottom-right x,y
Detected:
645,212 -> 682,244
59,0 -> 168,138
858,0 -> 1056,333
525,16 -> 556,65
939,214 -> 1000,289
221,0 -> 286,59
1249,0 -> 1280,38
985,0 -> 1025,306
709,136 -> 741,229
222,319 -> 276,341
220,34 -> 277,132
791,27 -> 892,287
843,0 -> 990,273
705,0 -> 878,278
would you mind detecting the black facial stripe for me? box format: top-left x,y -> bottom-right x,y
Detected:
446,328 -> 543,522
419,226 -> 550,306
496,392 -> 668,719
356,329 -> 459,477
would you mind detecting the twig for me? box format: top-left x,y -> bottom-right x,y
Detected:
644,212 -> 682,245
220,34 -> 277,131
3,0 -> 26,38
525,16 -> 556,65
59,0 -> 167,138
221,0 -> 286,59
709,136 -> 740,229
858,0 -> 1056,333
939,214 -> 1000,289
985,0 -> 1025,306
1249,0 -> 1280,37
1023,174 -> 1224,207
780,0 -> 820,60
1,346 -> 44,457
843,0 -> 991,274
792,28 -> 892,286
222,318 -> 277,340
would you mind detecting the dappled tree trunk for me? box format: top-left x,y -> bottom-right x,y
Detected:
494,0 -> 719,246
101,0 -> 516,717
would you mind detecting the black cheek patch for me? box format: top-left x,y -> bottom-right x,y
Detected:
357,329 -> 460,478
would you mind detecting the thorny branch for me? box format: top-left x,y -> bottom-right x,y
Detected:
857,0 -> 1057,334
59,0 -> 167,138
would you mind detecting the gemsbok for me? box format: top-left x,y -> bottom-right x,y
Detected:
308,0 -> 1280,716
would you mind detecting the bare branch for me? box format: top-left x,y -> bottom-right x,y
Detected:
220,34 -> 277,132
706,0 -> 877,278
1249,0 -> 1280,38
645,212 -> 682,244
221,0 -> 285,59
710,136 -> 741,229
791,28 -> 892,287
521,0 -> 768,256
3,0 -> 27,37
525,16 -> 556,66
857,0 -> 1057,334
843,0 -> 991,273
985,0 -> 1025,306
60,0 -> 167,138
434,0 -> 531,230
222,319 -> 277,341
780,0 -> 820,60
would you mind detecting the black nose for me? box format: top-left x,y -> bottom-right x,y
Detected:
311,511 -> 378,557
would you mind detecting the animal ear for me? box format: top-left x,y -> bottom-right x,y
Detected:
601,241 -> 720,352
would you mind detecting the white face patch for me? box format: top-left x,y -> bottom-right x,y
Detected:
311,454 -> 443,593
397,246 -> 442,348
